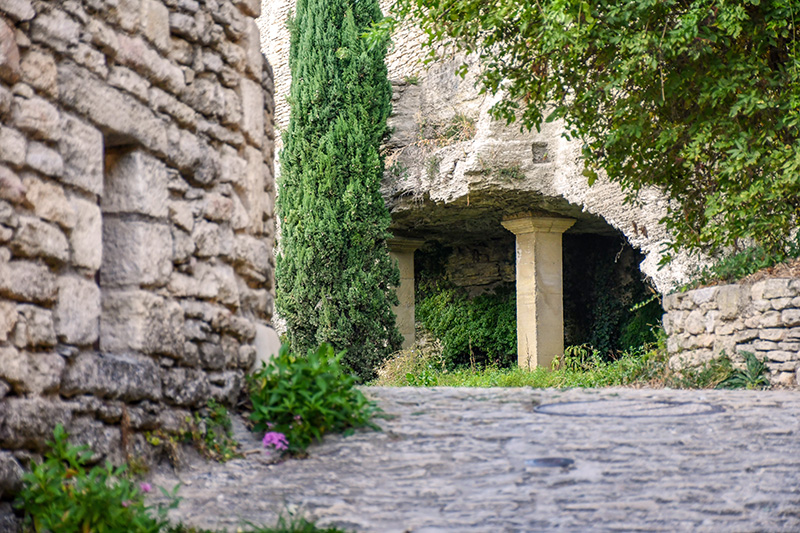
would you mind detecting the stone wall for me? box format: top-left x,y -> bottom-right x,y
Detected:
0,0 -> 275,508
663,280 -> 800,387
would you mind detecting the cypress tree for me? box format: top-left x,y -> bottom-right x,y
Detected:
276,0 -> 402,380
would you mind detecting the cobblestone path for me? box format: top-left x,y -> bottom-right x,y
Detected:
148,387 -> 800,532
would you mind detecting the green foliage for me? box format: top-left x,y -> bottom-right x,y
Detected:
493,164 -> 525,182
165,514 -> 350,533
385,0 -> 800,260
416,283 -> 517,369
247,343 -> 382,453
181,400 -> 241,462
15,425 -> 179,533
277,0 -> 402,381
717,351 -> 770,389
690,235 -> 800,287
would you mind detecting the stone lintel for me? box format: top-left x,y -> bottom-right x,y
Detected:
388,238 -> 425,254
501,215 -> 575,235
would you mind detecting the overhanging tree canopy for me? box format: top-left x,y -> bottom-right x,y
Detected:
384,0 -> 800,260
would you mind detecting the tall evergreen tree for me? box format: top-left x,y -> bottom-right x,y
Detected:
276,0 -> 402,380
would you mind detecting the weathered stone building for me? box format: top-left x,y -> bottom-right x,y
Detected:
0,0 -> 276,514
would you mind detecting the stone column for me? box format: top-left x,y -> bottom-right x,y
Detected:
388,238 -> 425,350
501,215 -> 575,370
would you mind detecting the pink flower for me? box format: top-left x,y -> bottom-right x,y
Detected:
294,415 -> 302,421
121,500 -> 131,508
139,482 -> 152,493
262,431 -> 289,451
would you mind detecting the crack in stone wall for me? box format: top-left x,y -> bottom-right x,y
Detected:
0,0 -> 276,511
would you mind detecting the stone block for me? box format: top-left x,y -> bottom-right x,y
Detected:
232,0 -> 259,17
150,86 -> 197,128
0,451 -> 23,500
0,300 -> 16,341
715,284 -> 746,319
13,304 -> 56,349
222,87 -> 242,126
713,336 -> 736,356
141,0 -> 171,52
0,397 -> 73,450
771,297 -> 794,310
116,33 -> 185,94
100,289 -> 185,357
10,215 -> 69,264
236,145 -> 266,234
168,261 -> 239,307
67,417 -> 122,463
752,279 -> 793,300
171,226 -> 195,263
684,309 -> 706,335
101,218 -> 172,286
59,114 -> 104,196
785,327 -> 800,340
25,141 -> 64,177
758,328 -> 786,341
0,345 -> 63,394
109,65 -> 150,101
30,6 -> 80,53
62,352 -> 162,401
0,17 -> 20,84
192,219 -> 222,257
239,77 -> 264,147
233,234 -> 270,284
199,341 -> 225,369
162,367 -> 209,407
778,341 -> 800,351
242,19 -> 262,78
168,200 -> 195,232
766,361 -> 797,372
759,311 -> 782,328
0,165 -> 25,204
103,148 -> 168,218
54,275 -> 100,346
752,339 -> 780,351
58,62 -> 168,157
0,126 -> 26,167
782,309 -> 800,327
0,0 -> 35,21
20,49 -> 57,97
68,194 -> 102,271
208,370 -> 243,405
183,74 -> 225,118
12,95 -> 59,140
0,260 -> 57,303
769,350 -> 799,363
23,175 -> 76,230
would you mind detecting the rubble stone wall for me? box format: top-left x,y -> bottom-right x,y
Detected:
663,280 -> 800,387
0,0 -> 275,505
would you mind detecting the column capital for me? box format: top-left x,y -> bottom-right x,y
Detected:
501,214 -> 576,236
388,238 -> 425,254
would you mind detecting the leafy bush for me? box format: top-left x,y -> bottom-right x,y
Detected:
717,351 -> 770,390
15,425 -> 178,533
247,343 -> 382,453
416,284 -> 516,369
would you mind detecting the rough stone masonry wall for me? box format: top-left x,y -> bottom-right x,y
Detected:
663,280 -> 800,387
0,0 -> 275,507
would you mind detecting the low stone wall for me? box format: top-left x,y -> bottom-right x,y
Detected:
663,279 -> 800,386
0,0 -> 275,510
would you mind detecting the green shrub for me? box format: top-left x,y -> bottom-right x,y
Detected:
247,343 -> 382,453
276,0 -> 401,382
15,425 -> 178,533
716,351 -> 770,390
416,284 -> 516,369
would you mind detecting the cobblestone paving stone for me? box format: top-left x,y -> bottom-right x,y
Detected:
147,387 -> 800,532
